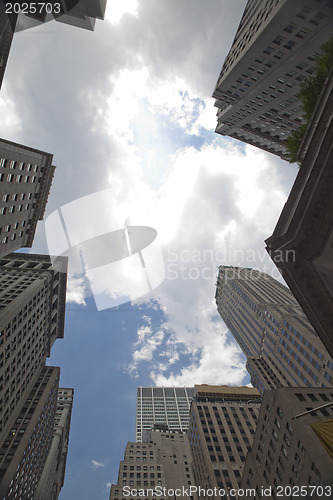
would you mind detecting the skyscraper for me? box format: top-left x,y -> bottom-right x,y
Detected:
215,266 -> 333,394
109,429 -> 198,500
212,0 -> 333,159
34,388 -> 74,500
136,387 -> 195,442
0,252 -> 69,498
0,5 -> 16,90
0,366 -> 60,499
265,65 -> 333,358
241,386 -> 333,496
188,385 -> 261,494
0,138 -> 56,257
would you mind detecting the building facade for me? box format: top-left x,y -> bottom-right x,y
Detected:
136,387 -> 195,442
265,65 -> 333,359
215,266 -> 333,394
188,385 -> 261,497
0,253 -> 68,497
110,429 -> 198,500
34,388 -> 74,500
0,365 -> 60,499
241,387 -> 333,498
0,7 -> 16,90
212,0 -> 333,159
0,138 -> 56,257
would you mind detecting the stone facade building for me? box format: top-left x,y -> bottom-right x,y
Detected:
0,253 -> 71,499
110,429 -> 198,500
34,388 -> 74,500
0,366 -> 60,499
241,387 -> 333,498
188,385 -> 261,497
266,66 -> 333,359
0,138 -> 56,257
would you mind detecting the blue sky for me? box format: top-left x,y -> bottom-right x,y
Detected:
1,1 -> 299,498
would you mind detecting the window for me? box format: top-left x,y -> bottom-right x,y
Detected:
284,23 -> 297,34
295,28 -> 310,39
286,422 -> 293,435
263,47 -> 274,56
273,35 -> 285,45
284,40 -> 297,51
296,62 -> 308,71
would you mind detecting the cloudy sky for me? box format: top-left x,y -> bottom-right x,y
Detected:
1,1 -> 299,498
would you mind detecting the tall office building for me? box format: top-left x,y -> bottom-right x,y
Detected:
0,252 -> 68,497
0,5 -> 16,89
241,387 -> 333,497
136,387 -> 195,442
212,0 -> 333,159
188,385 -> 261,494
0,138 -> 56,257
266,65 -> 333,358
0,366 -> 60,499
109,429 -> 198,500
34,388 -> 74,500
215,266 -> 333,394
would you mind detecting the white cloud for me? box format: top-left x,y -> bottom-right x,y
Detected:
93,68 -> 206,146
128,324 -> 165,374
66,276 -> 88,306
122,141 -> 291,384
190,99 -> 218,134
0,90 -> 21,137
141,315 -> 152,325
67,62 -> 291,382
152,330 -> 246,387
105,0 -> 139,25
91,460 -> 105,470
69,64 -> 291,381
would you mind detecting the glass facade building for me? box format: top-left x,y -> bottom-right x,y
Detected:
136,387 -> 195,442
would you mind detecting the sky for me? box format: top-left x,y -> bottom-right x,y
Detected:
1,1 -> 299,498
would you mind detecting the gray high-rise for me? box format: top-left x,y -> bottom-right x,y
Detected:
241,387 -> 333,496
34,388 -> 74,500
0,138 -> 56,257
0,252 -> 69,499
212,0 -> 333,159
216,266 -> 333,394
